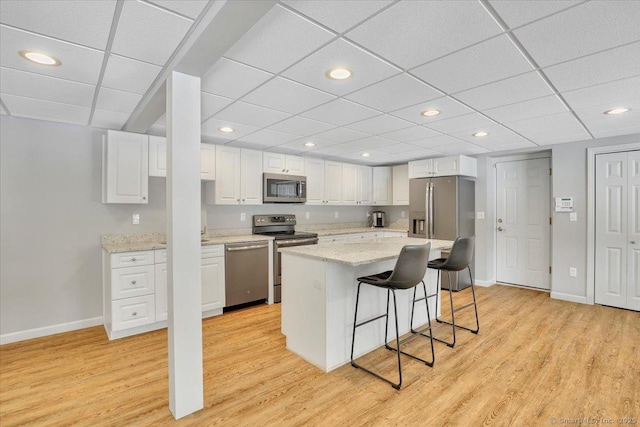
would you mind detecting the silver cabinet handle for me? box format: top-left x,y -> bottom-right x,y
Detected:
498,227 -> 505,232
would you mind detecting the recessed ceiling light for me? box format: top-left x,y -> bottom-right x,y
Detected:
604,108 -> 630,115
19,50 -> 61,66
219,126 -> 235,133
472,131 -> 489,137
361,153 -> 370,157
421,109 -> 440,117
304,142 -> 316,147
327,68 -> 352,80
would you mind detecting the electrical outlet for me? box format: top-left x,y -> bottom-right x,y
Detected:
569,267 -> 577,277
476,211 -> 485,219
334,211 -> 339,219
306,212 -> 310,219
570,212 -> 577,222
401,211 -> 406,218
132,214 -> 140,225
240,212 -> 246,221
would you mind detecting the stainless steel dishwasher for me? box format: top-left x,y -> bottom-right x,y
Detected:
224,241 -> 269,307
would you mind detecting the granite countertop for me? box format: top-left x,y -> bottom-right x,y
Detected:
314,227 -> 408,236
278,237 -> 453,266
101,234 -> 273,254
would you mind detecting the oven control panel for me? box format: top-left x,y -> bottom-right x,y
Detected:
253,214 -> 296,226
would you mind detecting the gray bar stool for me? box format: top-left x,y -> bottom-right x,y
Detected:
420,237 -> 479,348
350,243 -> 434,389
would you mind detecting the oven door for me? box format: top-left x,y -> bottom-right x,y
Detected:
263,173 -> 307,203
273,237 -> 318,302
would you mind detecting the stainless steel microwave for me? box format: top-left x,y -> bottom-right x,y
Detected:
263,173 -> 307,203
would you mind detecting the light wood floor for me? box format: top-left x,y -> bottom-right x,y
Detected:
1,285 -> 638,426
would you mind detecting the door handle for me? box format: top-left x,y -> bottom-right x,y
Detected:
498,227 -> 505,232
227,244 -> 269,252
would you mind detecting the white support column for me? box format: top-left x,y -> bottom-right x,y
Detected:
166,71 -> 203,419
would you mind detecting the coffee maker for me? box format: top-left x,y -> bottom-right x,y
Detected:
370,211 -> 386,228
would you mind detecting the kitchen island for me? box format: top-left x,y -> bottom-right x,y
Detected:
279,237 -> 453,372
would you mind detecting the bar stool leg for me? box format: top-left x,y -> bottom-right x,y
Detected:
350,282 -> 363,366
469,266 -> 480,334
391,289 -> 402,389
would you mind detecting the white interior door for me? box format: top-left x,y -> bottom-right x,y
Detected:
496,158 -> 551,289
595,150 -> 640,311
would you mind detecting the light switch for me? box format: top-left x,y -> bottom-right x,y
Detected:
401,211 -> 406,218
569,212 -> 577,222
240,213 -> 246,221
132,214 -> 140,225
334,211 -> 339,219
476,212 -> 485,219
306,212 -> 310,219
569,267 -> 577,277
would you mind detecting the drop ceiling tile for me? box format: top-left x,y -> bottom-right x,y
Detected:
214,101 -> 291,128
111,0 -> 193,66
201,118 -> 259,140
0,67 -> 94,107
506,111 -> 591,145
379,125 -> 441,143
300,98 -> 379,126
268,115 -> 335,136
562,76 -> 640,110
345,114 -> 413,135
589,123 -> 640,139
282,0 -> 393,33
346,1 -> 502,69
275,137 -> 340,153
483,95 -> 568,123
242,77 -> 336,114
341,135 -> 396,150
147,0 -> 208,19
96,87 -> 142,114
543,42 -> 640,92
1,93 -> 89,125
392,147 -> 444,160
0,25 -> 104,84
345,73 -> 442,112
488,141 -> 539,152
425,113 -> 496,134
341,151 -> 403,164
91,109 -> 130,129
389,97 -> 474,125
311,126 -> 371,143
224,4 -> 334,74
264,146 -> 308,156
201,57 -> 273,99
411,35 -> 534,94
488,0 -> 583,29
453,71 -> 554,111
310,144 -> 360,155
0,0 -> 116,50
450,125 -> 530,147
201,92 -> 233,118
429,141 -> 491,156
407,134 -> 468,149
573,98 -> 640,137
101,54 -> 162,94
235,128 -> 300,147
281,39 -> 400,96
374,142 -> 416,154
513,1 -> 640,67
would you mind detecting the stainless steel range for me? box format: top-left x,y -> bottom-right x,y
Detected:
253,214 -> 318,303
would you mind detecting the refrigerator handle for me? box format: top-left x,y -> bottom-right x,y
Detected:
429,183 -> 435,238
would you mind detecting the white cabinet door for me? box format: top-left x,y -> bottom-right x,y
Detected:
263,152 -> 287,174
215,145 -> 241,204
342,163 -> 358,205
392,164 -> 409,205
155,263 -> 168,322
324,161 -> 343,204
103,130 -> 149,204
200,144 -> 216,181
286,155 -> 305,175
148,136 -> 167,177
358,165 -> 373,205
408,158 -> 433,179
372,166 -> 392,205
240,148 -> 262,204
202,257 -> 225,312
433,155 -> 477,177
305,158 -> 325,205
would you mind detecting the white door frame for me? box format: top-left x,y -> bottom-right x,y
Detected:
587,142 -> 640,305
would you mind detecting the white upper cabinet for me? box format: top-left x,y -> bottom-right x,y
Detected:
263,153 -> 305,175
103,130 -> 149,204
392,164 -> 409,205
305,158 -> 325,205
200,144 -> 216,181
324,161 -> 343,204
372,166 -> 392,205
213,146 -> 262,205
342,163 -> 358,205
357,165 -> 373,205
408,155 -> 477,178
148,136 -> 216,181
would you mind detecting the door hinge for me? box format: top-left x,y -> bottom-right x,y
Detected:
549,266 -> 552,274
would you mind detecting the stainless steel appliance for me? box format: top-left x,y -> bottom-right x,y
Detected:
252,214 -> 318,303
409,176 -> 475,291
225,241 -> 269,307
263,173 -> 307,203
370,211 -> 386,228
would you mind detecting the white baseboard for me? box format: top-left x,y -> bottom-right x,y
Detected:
474,279 -> 495,287
0,317 -> 103,345
550,292 -> 588,305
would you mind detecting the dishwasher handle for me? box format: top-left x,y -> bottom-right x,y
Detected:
226,243 -> 269,252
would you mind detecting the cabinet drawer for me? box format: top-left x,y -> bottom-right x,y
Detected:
112,295 -> 156,331
111,265 -> 155,299
155,249 -> 167,264
201,245 -> 224,259
110,250 -> 154,268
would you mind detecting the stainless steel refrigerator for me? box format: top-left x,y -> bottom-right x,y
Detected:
409,176 -> 475,291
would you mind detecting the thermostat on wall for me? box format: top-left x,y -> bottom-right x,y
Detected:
555,197 -> 574,212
